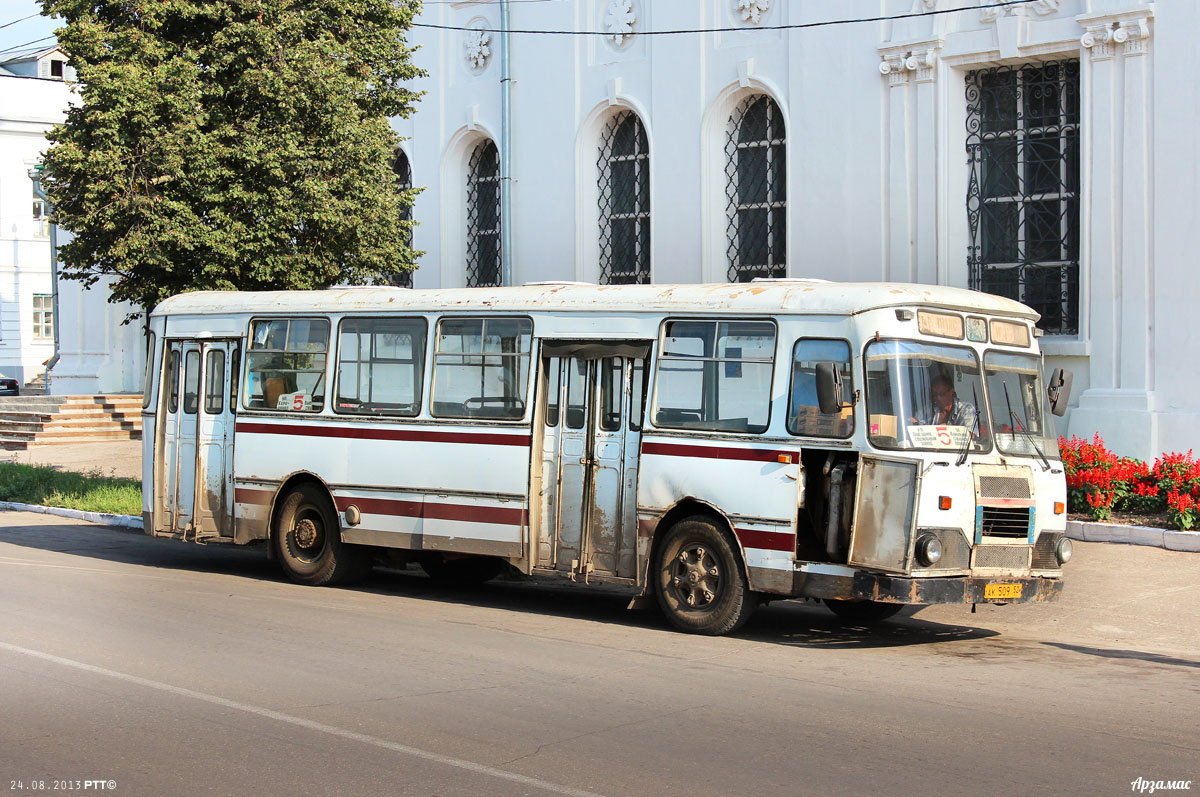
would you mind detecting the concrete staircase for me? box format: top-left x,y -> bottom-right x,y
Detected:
0,395 -> 143,450
21,370 -> 48,396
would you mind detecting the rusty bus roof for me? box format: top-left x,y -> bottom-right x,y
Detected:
151,281 -> 1039,321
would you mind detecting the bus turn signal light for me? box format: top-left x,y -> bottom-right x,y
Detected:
939,496 -> 952,510
1054,502 -> 1065,515
777,454 -> 792,464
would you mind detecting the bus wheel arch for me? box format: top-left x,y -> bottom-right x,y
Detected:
270,473 -> 371,586
647,499 -> 757,635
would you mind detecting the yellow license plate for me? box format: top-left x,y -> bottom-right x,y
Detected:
985,583 -> 1023,600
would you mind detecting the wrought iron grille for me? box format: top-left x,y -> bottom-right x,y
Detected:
597,111 -> 650,284
466,140 -> 502,287
966,61 -> 1080,334
725,94 -> 786,282
392,148 -> 414,288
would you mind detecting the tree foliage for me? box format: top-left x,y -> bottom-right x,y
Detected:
40,0 -> 425,320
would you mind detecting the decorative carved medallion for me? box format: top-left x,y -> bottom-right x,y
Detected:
604,0 -> 637,46
463,27 -> 491,71
735,0 -> 771,26
980,0 -> 1060,23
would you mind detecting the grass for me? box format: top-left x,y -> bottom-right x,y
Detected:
0,462 -> 142,516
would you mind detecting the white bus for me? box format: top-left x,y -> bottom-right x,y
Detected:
142,281 -> 1074,635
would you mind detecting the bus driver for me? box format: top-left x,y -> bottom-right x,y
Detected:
918,375 -> 978,430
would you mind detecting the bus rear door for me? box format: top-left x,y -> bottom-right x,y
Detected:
155,338 -> 237,540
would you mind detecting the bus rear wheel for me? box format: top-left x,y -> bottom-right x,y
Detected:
823,599 -> 905,625
274,484 -> 371,586
655,516 -> 756,635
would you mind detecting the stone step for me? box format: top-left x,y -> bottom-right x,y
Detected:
0,428 -> 141,442
0,419 -> 141,433
0,394 -> 144,450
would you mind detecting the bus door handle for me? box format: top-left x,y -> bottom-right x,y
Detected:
579,456 -> 597,467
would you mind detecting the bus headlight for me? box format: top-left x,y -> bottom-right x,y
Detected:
1055,537 -> 1073,565
915,533 -> 943,567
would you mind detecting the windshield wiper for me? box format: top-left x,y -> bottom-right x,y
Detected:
955,383 -> 980,466
1003,382 -> 1051,471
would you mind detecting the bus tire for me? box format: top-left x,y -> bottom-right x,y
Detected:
418,554 -> 506,585
823,599 -> 905,625
274,484 -> 371,586
655,516 -> 756,635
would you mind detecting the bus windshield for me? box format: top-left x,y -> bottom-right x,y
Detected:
983,351 -> 1058,458
864,340 -> 990,453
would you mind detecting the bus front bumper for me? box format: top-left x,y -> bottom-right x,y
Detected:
851,572 -> 1063,605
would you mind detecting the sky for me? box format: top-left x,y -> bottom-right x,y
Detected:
0,2 -> 59,58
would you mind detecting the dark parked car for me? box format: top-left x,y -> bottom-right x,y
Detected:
0,376 -> 18,396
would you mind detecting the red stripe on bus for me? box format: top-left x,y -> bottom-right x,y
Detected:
334,495 -> 527,527
234,488 -> 273,506
735,527 -> 795,552
235,422 -> 531,447
641,441 -> 797,463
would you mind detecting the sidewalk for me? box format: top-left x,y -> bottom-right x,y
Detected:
0,440 -> 142,481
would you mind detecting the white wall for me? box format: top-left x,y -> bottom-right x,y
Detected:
0,74 -> 70,384
395,0 -> 1196,461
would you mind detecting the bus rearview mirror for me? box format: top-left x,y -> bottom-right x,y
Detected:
816,362 -> 843,414
1048,367 -> 1073,416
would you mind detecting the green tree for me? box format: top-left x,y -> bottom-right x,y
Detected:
40,0 -> 424,321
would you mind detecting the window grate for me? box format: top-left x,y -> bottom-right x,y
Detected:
466,140 -> 502,287
392,149 -> 414,288
725,95 -> 786,282
597,111 -> 651,285
966,61 -> 1080,335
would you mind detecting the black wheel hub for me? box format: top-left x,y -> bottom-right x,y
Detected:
292,517 -> 322,551
668,545 -> 721,609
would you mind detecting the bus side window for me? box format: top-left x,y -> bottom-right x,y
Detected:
788,339 -> 854,438
243,318 -> 329,412
432,317 -> 532,420
142,332 -> 157,410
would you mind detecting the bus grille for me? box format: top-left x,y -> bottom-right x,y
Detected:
978,506 -> 1032,538
978,475 -> 1031,500
1032,533 -> 1063,569
973,545 -> 1031,570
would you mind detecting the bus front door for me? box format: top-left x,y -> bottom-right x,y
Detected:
540,348 -> 647,581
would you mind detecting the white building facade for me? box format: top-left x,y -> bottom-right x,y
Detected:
0,48 -> 74,385
393,0 -> 1199,461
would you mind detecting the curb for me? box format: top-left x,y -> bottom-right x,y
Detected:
0,501 -> 143,530
1066,520 -> 1200,552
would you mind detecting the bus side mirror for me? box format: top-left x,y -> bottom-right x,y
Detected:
816,362 -> 843,414
1048,367 -> 1073,416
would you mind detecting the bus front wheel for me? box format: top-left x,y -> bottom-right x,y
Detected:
655,516 -> 757,635
274,484 -> 371,586
823,599 -> 905,625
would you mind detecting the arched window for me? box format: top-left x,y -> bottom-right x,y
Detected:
392,148 -> 414,288
725,95 -> 786,282
466,140 -> 502,287
597,111 -> 650,284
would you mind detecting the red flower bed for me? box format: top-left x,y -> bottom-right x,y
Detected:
1059,434 -> 1200,530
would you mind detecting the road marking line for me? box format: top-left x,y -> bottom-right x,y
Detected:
0,641 -> 603,797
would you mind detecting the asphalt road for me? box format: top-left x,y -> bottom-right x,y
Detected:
0,512 -> 1196,797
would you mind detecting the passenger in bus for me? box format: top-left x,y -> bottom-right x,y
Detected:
916,375 -> 978,429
